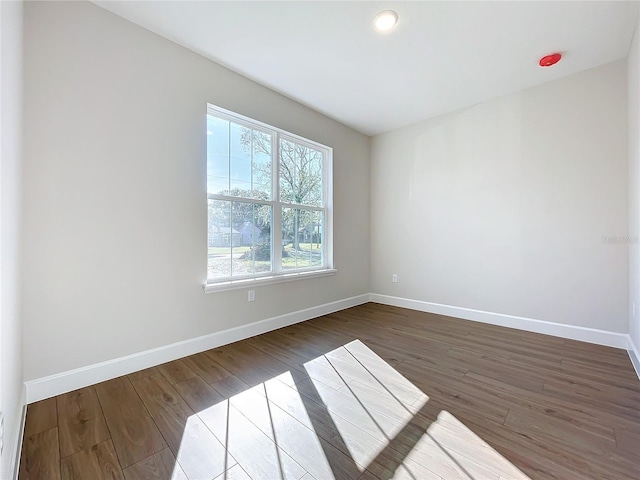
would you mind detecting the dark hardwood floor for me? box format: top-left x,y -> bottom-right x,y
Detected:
19,303 -> 640,479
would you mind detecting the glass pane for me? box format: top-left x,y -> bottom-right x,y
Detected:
230,123 -> 252,195
252,130 -> 272,200
207,116 -> 230,195
207,199 -> 231,279
281,207 -> 293,270
282,208 -> 322,270
231,202 -> 272,276
279,138 -> 323,206
209,120 -> 272,200
308,211 -> 323,268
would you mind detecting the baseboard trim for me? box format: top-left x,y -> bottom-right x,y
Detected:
628,336 -> 640,379
9,386 -> 26,480
369,293 -> 629,349
24,292 -> 639,403
25,294 -> 370,403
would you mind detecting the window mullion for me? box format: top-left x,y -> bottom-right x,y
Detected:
208,193 -> 274,205
279,202 -> 324,211
324,147 -> 332,269
227,122 -> 231,193
228,201 -> 233,277
250,129 -> 254,194
273,132 -> 282,274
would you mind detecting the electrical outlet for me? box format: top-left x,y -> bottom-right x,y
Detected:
633,302 -> 636,318
248,290 -> 255,302
392,274 -> 398,283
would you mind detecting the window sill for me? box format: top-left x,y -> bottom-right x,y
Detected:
203,268 -> 337,294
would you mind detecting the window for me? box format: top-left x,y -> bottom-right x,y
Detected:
205,104 -> 333,290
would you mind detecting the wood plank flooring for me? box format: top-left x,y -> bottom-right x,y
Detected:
19,303 -> 640,479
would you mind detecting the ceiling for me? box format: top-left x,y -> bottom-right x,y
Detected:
93,1 -> 639,136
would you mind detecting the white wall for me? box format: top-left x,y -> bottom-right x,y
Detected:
371,61 -> 628,334
629,14 -> 640,356
0,0 -> 24,477
22,1 -> 370,382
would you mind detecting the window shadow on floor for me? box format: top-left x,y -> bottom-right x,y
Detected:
168,336 -> 530,480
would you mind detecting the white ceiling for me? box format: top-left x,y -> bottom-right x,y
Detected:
93,1 -> 639,136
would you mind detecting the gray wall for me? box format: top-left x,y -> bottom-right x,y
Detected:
371,61 -> 629,334
1,0 -> 24,477
21,0 -> 637,392
629,14 -> 640,352
22,1 -> 370,381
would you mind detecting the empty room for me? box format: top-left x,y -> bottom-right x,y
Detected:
1,0 -> 639,479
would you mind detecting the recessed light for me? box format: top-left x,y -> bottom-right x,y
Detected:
374,10 -> 398,32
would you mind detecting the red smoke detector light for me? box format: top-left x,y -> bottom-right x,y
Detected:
539,53 -> 562,67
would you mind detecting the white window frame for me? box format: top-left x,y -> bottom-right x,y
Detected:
204,104 -> 335,293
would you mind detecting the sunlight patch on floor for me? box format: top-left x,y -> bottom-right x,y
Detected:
173,339 -> 530,480
175,414 -> 230,479
196,395 -> 307,480
304,341 -> 429,471
427,410 -> 531,480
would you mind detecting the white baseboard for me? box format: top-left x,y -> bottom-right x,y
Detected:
24,292 -> 640,404
25,294 -> 370,403
9,386 -> 26,480
629,336 -> 640,379
369,293 -> 630,349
